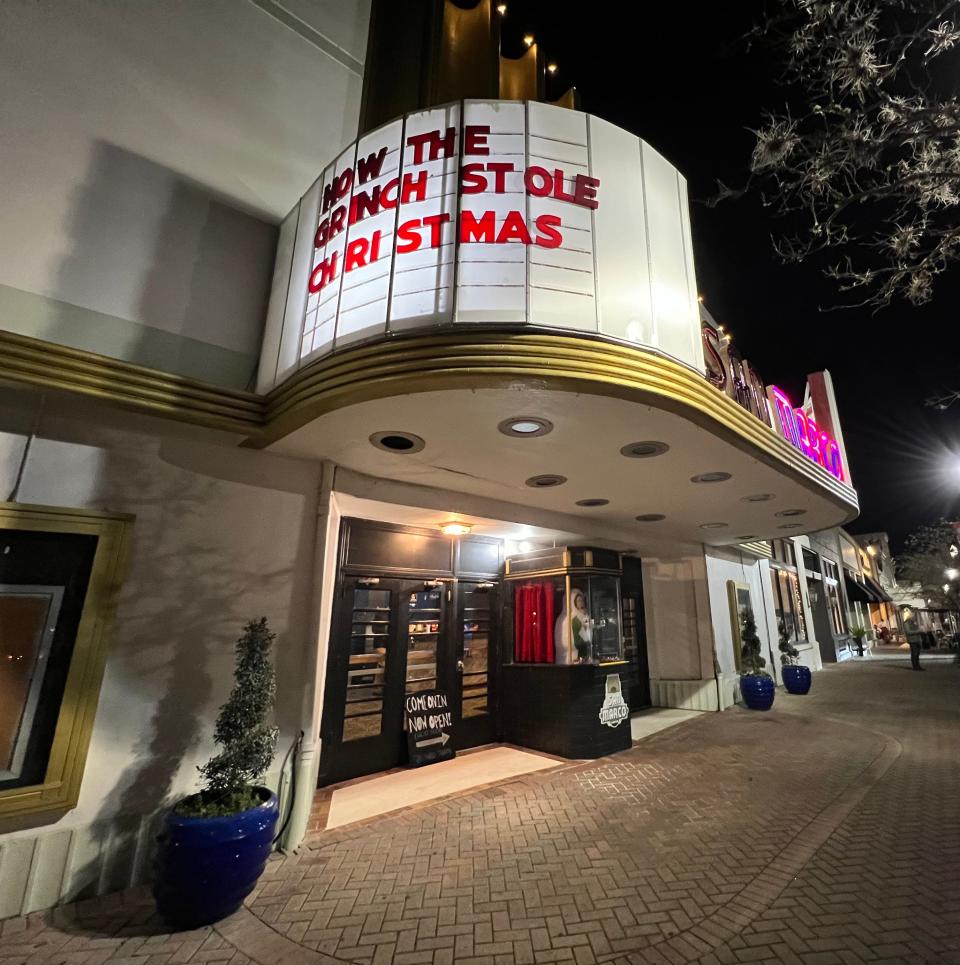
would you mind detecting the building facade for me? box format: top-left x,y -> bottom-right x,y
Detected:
0,0 -> 860,917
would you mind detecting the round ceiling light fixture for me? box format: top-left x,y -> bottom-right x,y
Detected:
525,474 -> 567,488
741,493 -> 775,502
775,508 -> 807,517
369,431 -> 425,453
575,498 -> 609,507
620,440 -> 670,459
691,471 -> 732,484
439,521 -> 472,536
635,513 -> 666,522
779,523 -> 803,529
700,522 -> 729,529
498,416 -> 554,438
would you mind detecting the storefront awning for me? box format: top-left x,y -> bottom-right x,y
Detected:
864,575 -> 893,604
844,573 -> 880,605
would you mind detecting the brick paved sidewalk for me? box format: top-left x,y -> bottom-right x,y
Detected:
2,661 -> 957,965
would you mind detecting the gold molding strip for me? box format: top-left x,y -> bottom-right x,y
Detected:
0,330 -> 264,433
254,331 -> 859,517
0,501 -> 133,822
0,329 -> 859,520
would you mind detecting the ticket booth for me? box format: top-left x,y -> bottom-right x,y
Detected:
501,546 -> 636,759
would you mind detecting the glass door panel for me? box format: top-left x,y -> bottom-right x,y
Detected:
343,586 -> 392,742
460,586 -> 490,719
406,587 -> 442,695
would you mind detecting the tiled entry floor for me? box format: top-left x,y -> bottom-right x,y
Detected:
311,745 -> 567,832
311,708 -> 705,832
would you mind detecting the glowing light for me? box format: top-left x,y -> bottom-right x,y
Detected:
440,521 -> 472,536
523,34 -> 534,46
867,545 -> 877,556
518,540 -> 534,553
946,568 -> 959,580
547,63 -> 558,74
496,3 -> 507,12
769,385 -> 844,481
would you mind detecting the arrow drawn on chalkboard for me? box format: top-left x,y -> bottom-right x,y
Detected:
416,733 -> 451,748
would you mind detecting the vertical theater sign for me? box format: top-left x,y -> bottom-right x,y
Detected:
701,317 -> 848,484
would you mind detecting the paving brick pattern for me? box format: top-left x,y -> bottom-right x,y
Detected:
2,661 -> 958,964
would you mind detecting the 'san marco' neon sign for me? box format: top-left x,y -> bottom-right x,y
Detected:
769,386 -> 844,481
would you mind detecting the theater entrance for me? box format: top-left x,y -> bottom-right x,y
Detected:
318,520 -> 501,786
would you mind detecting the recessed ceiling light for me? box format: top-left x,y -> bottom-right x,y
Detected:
741,493 -> 775,502
737,535 -> 758,540
439,521 -> 472,536
575,498 -> 609,507
775,509 -> 807,517
700,522 -> 729,529
498,416 -> 553,438
525,474 -> 567,488
635,514 -> 666,522
691,472 -> 732,483
779,523 -> 803,529
369,431 -> 425,453
620,441 -> 670,459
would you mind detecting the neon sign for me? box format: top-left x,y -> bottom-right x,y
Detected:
768,386 -> 844,481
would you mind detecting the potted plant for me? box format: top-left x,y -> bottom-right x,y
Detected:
153,618 -> 280,928
779,621 -> 812,695
851,624 -> 868,657
738,608 -> 775,710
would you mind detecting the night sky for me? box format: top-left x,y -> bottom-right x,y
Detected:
505,1 -> 960,551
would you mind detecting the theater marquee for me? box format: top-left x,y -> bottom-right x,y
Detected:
257,100 -> 705,392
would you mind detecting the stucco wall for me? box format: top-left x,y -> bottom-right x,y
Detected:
0,0 -> 368,387
0,390 -> 322,913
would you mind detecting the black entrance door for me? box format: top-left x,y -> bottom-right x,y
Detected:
319,575 -> 500,785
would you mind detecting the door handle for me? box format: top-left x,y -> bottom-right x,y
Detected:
456,660 -> 464,673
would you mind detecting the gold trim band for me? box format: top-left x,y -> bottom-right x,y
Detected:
0,329 -> 859,519
254,331 -> 858,517
0,330 -> 263,433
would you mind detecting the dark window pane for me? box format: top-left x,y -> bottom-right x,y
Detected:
346,525 -> 453,573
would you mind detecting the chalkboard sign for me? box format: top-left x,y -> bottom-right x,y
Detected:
405,689 -> 455,767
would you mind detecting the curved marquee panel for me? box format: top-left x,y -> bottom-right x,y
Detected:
257,100 -> 704,393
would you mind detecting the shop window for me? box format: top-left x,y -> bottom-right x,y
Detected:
0,504 -> 131,820
771,539 -> 797,568
822,559 -> 847,635
770,556 -> 807,643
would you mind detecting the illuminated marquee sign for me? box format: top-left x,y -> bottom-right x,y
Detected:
309,124 -> 600,296
257,100 -> 705,393
768,385 -> 844,481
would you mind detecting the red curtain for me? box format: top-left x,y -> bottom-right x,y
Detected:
514,582 -> 555,663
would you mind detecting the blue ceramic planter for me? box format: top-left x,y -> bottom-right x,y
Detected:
782,664 -> 812,695
153,788 -> 279,929
739,673 -> 775,710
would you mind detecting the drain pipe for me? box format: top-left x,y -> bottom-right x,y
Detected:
281,461 -> 337,852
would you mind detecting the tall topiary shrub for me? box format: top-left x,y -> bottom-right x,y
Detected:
179,617 -> 279,817
778,619 -> 800,666
740,608 -> 769,677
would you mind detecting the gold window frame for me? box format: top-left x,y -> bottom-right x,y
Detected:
0,501 -> 133,821
727,581 -> 753,672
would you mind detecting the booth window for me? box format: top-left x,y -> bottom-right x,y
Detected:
769,540 -> 807,642
512,572 -> 624,665
514,579 -> 561,662
0,503 -> 131,821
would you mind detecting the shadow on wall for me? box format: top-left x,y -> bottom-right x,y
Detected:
46,141 -> 276,389
61,432 -> 317,906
